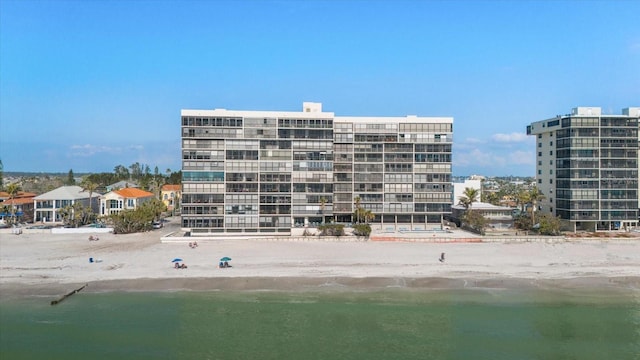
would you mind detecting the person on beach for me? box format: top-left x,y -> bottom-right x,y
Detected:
439,253 -> 445,263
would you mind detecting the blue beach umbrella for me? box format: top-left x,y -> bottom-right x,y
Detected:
172,258 -> 183,263
220,257 -> 232,262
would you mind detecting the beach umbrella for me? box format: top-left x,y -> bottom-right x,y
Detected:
220,257 -> 232,262
172,258 -> 183,263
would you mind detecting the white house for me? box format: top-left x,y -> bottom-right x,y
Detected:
33,186 -> 101,223
100,187 -> 155,216
451,201 -> 515,229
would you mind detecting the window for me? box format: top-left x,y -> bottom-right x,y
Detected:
538,152 -> 542,157
538,142 -> 542,148
538,179 -> 542,184
549,151 -> 553,156
549,179 -> 553,184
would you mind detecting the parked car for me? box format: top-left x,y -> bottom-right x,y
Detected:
152,221 -> 163,229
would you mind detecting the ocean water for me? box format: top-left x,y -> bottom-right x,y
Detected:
1,288 -> 639,360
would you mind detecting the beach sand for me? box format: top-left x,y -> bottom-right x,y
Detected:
1,223 -> 639,298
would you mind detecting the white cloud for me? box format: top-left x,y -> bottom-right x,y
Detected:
68,144 -> 145,157
491,132 -> 530,143
455,148 -> 505,167
508,150 -> 535,166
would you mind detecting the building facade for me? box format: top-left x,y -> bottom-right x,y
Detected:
527,107 -> 639,232
161,184 -> 181,213
181,102 -> 453,236
100,188 -> 155,216
33,186 -> 100,223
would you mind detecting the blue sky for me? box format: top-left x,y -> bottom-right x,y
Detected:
1,0 -> 639,176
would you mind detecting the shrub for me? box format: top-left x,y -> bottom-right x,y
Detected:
318,224 -> 345,237
352,223 -> 371,237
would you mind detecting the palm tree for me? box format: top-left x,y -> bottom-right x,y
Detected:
516,189 -> 530,214
80,177 -> 99,216
528,187 -> 545,225
457,187 -> 480,210
5,183 -> 21,225
364,209 -> 375,224
353,196 -> 362,224
320,197 -> 327,224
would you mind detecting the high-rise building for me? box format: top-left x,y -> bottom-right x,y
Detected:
181,102 -> 453,236
527,107 -> 639,232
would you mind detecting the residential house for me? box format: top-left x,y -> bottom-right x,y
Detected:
161,184 -> 181,212
451,201 -> 515,229
0,191 -> 36,224
33,186 -> 101,223
100,187 -> 155,216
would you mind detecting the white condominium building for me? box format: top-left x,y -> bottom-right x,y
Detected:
181,102 -> 453,236
527,107 -> 639,232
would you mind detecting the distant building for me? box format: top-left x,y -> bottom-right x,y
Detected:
100,188 -> 155,216
527,107 -> 639,231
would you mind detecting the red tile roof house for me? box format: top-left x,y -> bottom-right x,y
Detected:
0,191 -> 37,224
100,188 -> 155,216
33,186 -> 101,223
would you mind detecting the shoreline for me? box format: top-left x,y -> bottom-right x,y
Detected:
2,275 -> 639,302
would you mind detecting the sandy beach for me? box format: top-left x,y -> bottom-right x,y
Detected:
1,221 -> 640,298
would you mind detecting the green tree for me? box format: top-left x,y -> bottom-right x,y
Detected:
66,169 -> 76,185
363,209 -> 375,224
514,215 -> 533,231
458,187 -> 480,210
108,199 -> 166,234
319,197 -> 327,223
516,189 -> 530,214
353,196 -> 362,224
528,187 -> 545,225
482,191 -> 500,205
463,210 -> 488,235
114,165 -> 130,180
80,177 -> 99,215
5,183 -> 21,225
167,170 -> 182,185
538,213 -> 561,236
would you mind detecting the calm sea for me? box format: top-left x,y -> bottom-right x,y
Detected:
1,288 -> 639,360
